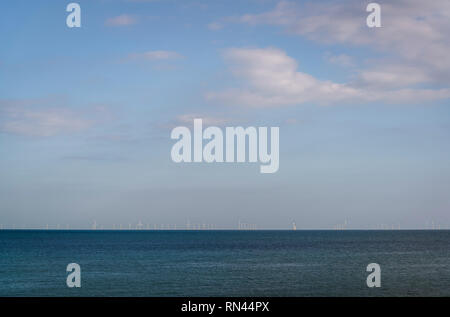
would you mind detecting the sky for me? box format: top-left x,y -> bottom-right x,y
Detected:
0,0 -> 449,229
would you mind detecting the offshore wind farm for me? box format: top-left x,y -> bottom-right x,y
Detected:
0,219 -> 449,231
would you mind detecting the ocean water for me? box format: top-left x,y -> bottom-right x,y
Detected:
0,230 -> 449,296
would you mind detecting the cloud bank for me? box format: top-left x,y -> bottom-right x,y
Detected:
205,1 -> 450,107
206,48 -> 450,107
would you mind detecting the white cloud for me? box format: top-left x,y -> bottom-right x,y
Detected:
176,114 -> 230,126
325,53 -> 354,68
237,0 -> 450,84
208,22 -> 223,31
205,1 -> 450,107
0,100 -> 93,137
105,14 -> 138,27
206,47 -> 450,107
128,50 -> 183,61
357,65 -> 431,88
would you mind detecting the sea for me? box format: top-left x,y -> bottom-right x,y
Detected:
0,230 -> 449,296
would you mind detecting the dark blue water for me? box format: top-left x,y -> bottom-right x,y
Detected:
0,230 -> 449,296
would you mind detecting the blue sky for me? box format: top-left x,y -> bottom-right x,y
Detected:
1,0 -> 449,229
